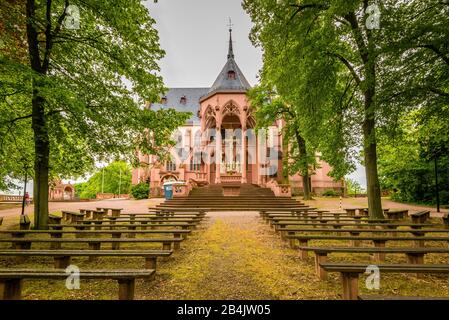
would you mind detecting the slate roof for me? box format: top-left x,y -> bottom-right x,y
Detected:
150,88 -> 209,125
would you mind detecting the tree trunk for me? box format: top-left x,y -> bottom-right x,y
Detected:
295,130 -> 311,200
26,0 -> 50,229
363,91 -> 383,220
32,93 -> 50,229
281,131 -> 289,184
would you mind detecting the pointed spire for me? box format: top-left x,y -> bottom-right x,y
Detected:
227,18 -> 234,60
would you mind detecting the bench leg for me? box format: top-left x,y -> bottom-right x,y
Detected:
341,273 -> 359,300
145,257 -> 157,270
298,240 -> 309,260
373,241 -> 386,262
0,279 -> 22,300
414,238 -> 425,248
88,242 -> 101,262
112,233 -> 121,250
406,253 -> 425,278
54,256 -> 71,269
314,253 -> 328,280
289,237 -> 297,249
128,226 -> 136,239
173,234 -> 181,250
118,279 -> 135,300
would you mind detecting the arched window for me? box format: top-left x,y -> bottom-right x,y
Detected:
194,130 -> 202,147
227,70 -> 236,80
166,161 -> 176,172
180,95 -> 187,105
190,152 -> 201,172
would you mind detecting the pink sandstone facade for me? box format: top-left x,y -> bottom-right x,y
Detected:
132,29 -> 344,197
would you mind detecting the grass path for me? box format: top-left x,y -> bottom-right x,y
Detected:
138,212 -> 339,300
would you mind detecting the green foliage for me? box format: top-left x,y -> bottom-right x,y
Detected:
378,111 -> 449,205
345,178 -> 364,196
247,85 -> 316,178
0,1 -> 190,227
243,0 -> 449,217
131,182 -> 150,200
322,189 -> 340,197
77,161 -> 132,199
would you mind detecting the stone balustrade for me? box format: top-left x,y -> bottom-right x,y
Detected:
266,179 -> 292,197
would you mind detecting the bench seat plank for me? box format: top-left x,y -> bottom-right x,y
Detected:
0,269 -> 154,300
320,263 -> 449,300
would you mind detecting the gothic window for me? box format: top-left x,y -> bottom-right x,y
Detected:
161,96 -> 167,104
190,153 -> 201,172
166,161 -> 176,172
227,70 -> 236,80
180,95 -> 187,105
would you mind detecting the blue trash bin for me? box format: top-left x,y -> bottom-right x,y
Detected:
163,183 -> 173,200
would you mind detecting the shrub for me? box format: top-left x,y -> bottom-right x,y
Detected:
322,189 -> 339,197
131,182 -> 150,200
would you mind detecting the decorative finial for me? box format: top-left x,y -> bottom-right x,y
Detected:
227,18 -> 234,60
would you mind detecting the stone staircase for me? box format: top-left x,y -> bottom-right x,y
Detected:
156,184 -> 305,211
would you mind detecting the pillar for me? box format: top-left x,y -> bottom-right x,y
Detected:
215,125 -> 222,184
241,125 -> 247,183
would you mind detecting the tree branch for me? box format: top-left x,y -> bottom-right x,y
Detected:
326,51 -> 362,85
417,44 -> 449,66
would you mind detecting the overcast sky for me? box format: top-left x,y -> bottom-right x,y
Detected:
144,0 -> 262,87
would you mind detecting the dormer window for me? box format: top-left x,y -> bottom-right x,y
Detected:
161,96 -> 167,104
180,95 -> 187,105
227,70 -> 236,80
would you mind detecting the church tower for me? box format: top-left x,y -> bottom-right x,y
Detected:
199,26 -> 257,184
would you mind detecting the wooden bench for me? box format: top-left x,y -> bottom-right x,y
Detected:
79,209 -> 105,219
48,214 -> 62,225
61,211 -> 86,223
343,208 -> 357,216
385,210 -> 408,220
75,219 -> 200,231
319,263 -> 449,300
119,213 -> 204,219
96,208 -> 123,217
444,214 -> 449,229
0,269 -> 154,300
284,227 -> 449,248
274,221 -> 439,231
0,249 -> 172,269
299,246 -> 449,280
50,222 -> 195,232
0,229 -> 189,250
411,211 -> 431,224
268,217 -> 394,227
286,234 -> 449,259
157,208 -> 209,216
0,237 -> 183,251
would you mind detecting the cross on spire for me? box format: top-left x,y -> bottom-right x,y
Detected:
227,18 -> 234,60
